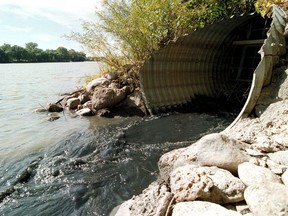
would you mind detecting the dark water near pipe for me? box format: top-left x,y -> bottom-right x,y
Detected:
0,63 -> 233,215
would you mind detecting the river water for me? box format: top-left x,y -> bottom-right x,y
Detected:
0,62 -> 233,215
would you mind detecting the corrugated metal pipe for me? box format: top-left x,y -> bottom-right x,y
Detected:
139,5 -> 287,127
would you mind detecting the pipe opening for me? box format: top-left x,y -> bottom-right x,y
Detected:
140,14 -> 272,115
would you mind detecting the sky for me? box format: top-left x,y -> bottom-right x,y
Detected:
0,0 -> 102,52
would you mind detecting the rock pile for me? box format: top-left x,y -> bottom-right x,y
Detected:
112,67 -> 288,215
44,71 -> 147,120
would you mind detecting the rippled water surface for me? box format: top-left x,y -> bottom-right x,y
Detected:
0,62 -> 233,215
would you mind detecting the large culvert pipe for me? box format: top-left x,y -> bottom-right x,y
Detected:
140,5 -> 287,126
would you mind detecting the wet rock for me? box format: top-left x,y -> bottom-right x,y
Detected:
282,169 -> 288,186
86,77 -> 110,93
238,162 -> 281,186
47,103 -> 63,112
159,133 -> 251,183
34,108 -> 47,112
48,113 -> 60,121
170,165 -> 245,203
67,98 -> 81,110
172,201 -> 242,216
244,182 -> 288,216
92,87 -> 126,110
76,108 -> 94,116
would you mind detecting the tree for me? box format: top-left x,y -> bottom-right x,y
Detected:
68,0 -> 256,74
25,42 -> 38,50
0,48 -> 9,63
0,42 -> 87,63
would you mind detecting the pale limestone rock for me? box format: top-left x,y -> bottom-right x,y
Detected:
282,169 -> 288,186
172,201 -> 242,216
125,181 -> 173,216
67,98 -> 80,110
86,77 -> 110,93
170,165 -> 245,203
268,150 -> 288,166
112,199 -> 133,216
238,162 -> 281,186
244,182 -> 288,216
170,165 -> 213,202
266,159 -> 287,175
159,133 -> 250,182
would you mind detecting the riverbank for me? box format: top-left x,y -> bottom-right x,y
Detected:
112,64 -> 288,215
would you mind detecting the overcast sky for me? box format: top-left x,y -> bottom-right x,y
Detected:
0,0 -> 102,51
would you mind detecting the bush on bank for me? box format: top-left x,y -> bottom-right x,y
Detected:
69,0 -> 285,78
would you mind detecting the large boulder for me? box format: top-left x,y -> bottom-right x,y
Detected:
244,182 -> 288,216
159,133 -> 251,183
238,162 -> 282,186
108,90 -> 147,117
86,78 -> 110,93
170,165 -> 245,204
91,87 -> 126,110
172,201 -> 242,216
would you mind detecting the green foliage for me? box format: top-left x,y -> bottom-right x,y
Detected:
255,0 -> 288,17
69,0 -> 256,74
0,42 -> 87,63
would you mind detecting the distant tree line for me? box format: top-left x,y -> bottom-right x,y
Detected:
0,42 -> 88,63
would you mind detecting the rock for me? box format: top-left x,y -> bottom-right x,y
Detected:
83,101 -> 93,110
78,93 -> 90,104
123,181 -> 173,216
238,162 -> 281,186
86,78 -> 110,93
122,85 -> 133,94
172,201 -> 242,216
159,133 -> 251,183
67,98 -> 81,110
244,182 -> 288,216
112,199 -> 133,216
268,150 -> 288,166
107,90 -> 146,117
170,165 -> 245,203
48,113 -> 60,121
34,108 -> 47,112
108,82 -> 121,89
235,202 -> 251,215
47,103 -> 63,112
104,71 -> 118,81
266,159 -> 287,175
92,87 -> 126,110
282,170 -> 288,186
76,108 -> 94,116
